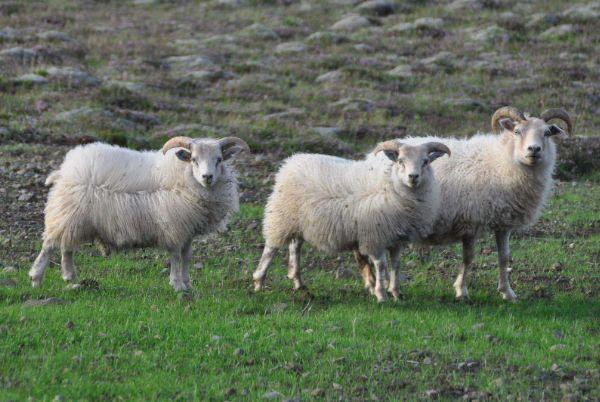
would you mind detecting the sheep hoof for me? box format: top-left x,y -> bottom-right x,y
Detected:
171,282 -> 186,292
389,289 -> 401,301
375,289 -> 388,303
253,279 -> 264,292
454,286 -> 469,300
61,273 -> 77,282
31,278 -> 42,288
500,288 -> 518,302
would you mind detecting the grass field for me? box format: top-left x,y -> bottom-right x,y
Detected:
1,0 -> 599,400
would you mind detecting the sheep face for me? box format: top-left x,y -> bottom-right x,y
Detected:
498,117 -> 566,167
176,141 -> 224,188
163,137 -> 250,188
375,142 -> 451,189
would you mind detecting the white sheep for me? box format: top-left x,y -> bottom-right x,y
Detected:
252,141 -> 450,302
29,136 -> 249,291
357,107 -> 572,301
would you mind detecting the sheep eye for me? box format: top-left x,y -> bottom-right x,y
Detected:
422,159 -> 428,166
514,129 -> 521,135
397,159 -> 404,165
544,129 -> 551,137
216,157 -> 222,165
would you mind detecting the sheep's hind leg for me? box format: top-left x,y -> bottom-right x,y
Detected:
495,230 -> 517,301
181,240 -> 193,291
387,244 -> 403,301
354,251 -> 375,295
29,241 -> 54,287
169,250 -> 185,292
287,238 -> 305,290
253,245 -> 278,291
369,252 -> 388,303
60,249 -> 77,282
454,236 -> 475,300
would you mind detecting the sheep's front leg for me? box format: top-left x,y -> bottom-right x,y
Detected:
253,245 -> 278,291
495,230 -> 517,301
60,249 -> 77,282
387,244 -> 402,301
354,250 -> 375,295
369,252 -> 388,303
29,241 -> 53,287
169,250 -> 185,292
287,238 -> 305,290
454,236 -> 475,300
181,240 -> 193,291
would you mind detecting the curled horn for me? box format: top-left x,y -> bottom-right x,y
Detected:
540,108 -> 572,136
218,137 -> 250,153
162,136 -> 192,154
491,106 -> 526,133
424,142 -> 451,157
372,139 -> 402,156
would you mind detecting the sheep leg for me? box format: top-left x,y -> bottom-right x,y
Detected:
29,241 -> 54,287
454,236 -> 475,299
369,252 -> 388,303
495,230 -> 517,301
253,245 -> 278,291
353,250 -> 375,295
60,249 -> 77,282
287,238 -> 305,290
387,244 -> 402,301
169,250 -> 185,292
181,240 -> 193,291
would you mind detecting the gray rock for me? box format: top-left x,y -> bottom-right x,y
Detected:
414,17 -> 445,30
306,31 -> 348,44
356,0 -> 395,16
104,80 -> 146,93
132,0 -> 158,4
331,97 -> 375,112
23,297 -> 67,307
3,266 -> 17,273
353,43 -> 373,52
17,191 -> 34,201
162,54 -> 214,71
37,30 -> 73,42
12,73 -> 48,85
563,2 -> 600,22
179,69 -> 235,84
525,12 -> 559,29
54,107 -> 142,133
263,108 -> 304,121
316,70 -> 343,83
445,0 -> 484,12
203,34 -> 236,45
216,0 -> 244,7
241,23 -> 279,40
331,14 -> 373,31
0,27 -> 22,41
419,51 -> 457,72
113,109 -> 160,127
274,41 -> 306,54
0,46 -> 37,64
312,126 -> 344,138
467,25 -> 509,44
46,67 -> 101,87
539,24 -> 577,39
387,64 -> 413,78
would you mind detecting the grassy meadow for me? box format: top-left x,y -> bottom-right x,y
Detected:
1,0 -> 598,400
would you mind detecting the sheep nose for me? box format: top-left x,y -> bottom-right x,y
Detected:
408,174 -> 419,182
202,174 -> 213,182
528,145 -> 541,154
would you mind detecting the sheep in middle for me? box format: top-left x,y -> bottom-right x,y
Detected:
252,141 -> 450,302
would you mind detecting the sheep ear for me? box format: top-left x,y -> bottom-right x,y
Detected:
382,149 -> 398,162
498,118 -> 516,132
222,145 -> 245,161
547,124 -> 567,139
175,149 -> 191,162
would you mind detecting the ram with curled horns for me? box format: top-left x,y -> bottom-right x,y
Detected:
30,136 -> 249,292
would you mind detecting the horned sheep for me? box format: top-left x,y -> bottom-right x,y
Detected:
29,136 -> 249,292
252,141 -> 450,302
357,107 -> 573,301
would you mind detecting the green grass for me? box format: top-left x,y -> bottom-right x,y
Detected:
1,195 -> 599,400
